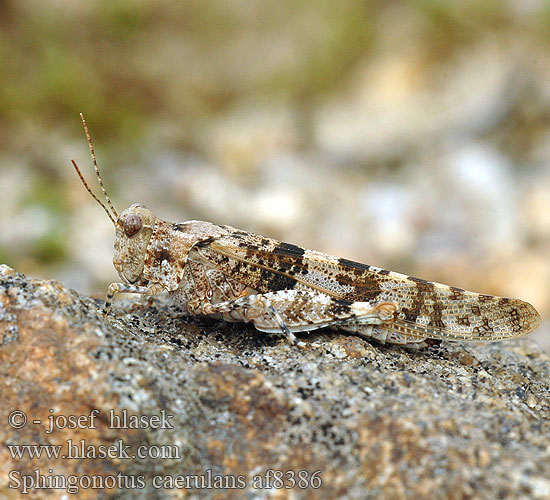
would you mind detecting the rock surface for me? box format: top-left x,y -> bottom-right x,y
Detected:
1,264 -> 550,499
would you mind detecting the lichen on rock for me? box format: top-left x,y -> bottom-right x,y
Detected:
1,264 -> 550,499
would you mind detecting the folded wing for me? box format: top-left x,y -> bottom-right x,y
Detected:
196,229 -> 540,341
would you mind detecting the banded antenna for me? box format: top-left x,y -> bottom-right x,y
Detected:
71,113 -> 119,226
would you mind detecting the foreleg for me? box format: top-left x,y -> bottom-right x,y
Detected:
104,282 -> 165,313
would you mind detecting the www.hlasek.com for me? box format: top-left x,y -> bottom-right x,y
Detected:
8,469 -> 323,494
7,438 -> 181,460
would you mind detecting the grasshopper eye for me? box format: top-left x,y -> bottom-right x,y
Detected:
122,214 -> 142,237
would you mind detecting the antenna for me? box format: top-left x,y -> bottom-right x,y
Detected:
71,113 -> 119,226
71,159 -> 117,226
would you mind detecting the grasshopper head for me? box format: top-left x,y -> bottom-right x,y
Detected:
114,204 -> 155,284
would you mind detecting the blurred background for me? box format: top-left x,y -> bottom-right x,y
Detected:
0,1 -> 548,348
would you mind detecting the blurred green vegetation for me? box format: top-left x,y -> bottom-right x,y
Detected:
1,0 -> 546,149
0,2 -> 341,141
0,0 -> 549,343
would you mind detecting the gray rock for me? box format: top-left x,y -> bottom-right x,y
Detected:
1,264 -> 550,499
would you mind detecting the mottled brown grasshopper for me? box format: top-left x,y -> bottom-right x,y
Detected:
72,115 -> 540,348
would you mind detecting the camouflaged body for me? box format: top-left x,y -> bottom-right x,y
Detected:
113,204 -> 541,345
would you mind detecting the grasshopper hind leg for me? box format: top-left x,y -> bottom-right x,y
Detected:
343,323 -> 430,348
266,305 -> 302,345
171,262 -> 408,346
200,290 -> 398,343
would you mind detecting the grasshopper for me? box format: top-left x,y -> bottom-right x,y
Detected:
72,114 -> 540,348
